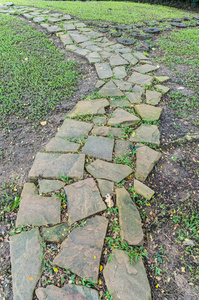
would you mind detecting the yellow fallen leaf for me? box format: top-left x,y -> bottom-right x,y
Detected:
94,256 -> 96,259
181,267 -> 185,273
29,277 -> 34,280
156,284 -> 159,288
98,279 -> 102,285
40,121 -> 47,126
100,265 -> 103,272
53,267 -> 58,272
24,57 -> 28,61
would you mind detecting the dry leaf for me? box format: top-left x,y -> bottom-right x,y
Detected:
40,121 -> 47,126
105,194 -> 114,208
29,277 -> 34,280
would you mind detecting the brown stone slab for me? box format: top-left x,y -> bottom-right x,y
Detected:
56,119 -> 93,140
45,137 -> 80,153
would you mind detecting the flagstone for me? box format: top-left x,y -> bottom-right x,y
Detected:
133,52 -> 149,60
82,136 -> 114,161
45,137 -> 80,153
110,98 -> 132,107
95,80 -> 105,89
126,92 -> 142,103
67,99 -> 109,117
135,104 -> 162,121
86,52 -> 101,63
47,25 -> 62,33
100,50 -> 112,59
95,62 -> 113,79
113,79 -> 132,91
97,179 -> 114,197
109,55 -> 129,66
134,64 -> 159,74
134,179 -> 155,200
130,124 -> 160,145
60,34 -> 73,45
28,153 -> 85,180
86,159 -> 132,183
64,178 -> 106,224
155,75 -> 170,83
121,53 -> 138,65
98,80 -> 124,97
33,16 -> 44,22
10,228 -> 43,300
93,116 -> 107,125
39,179 -> 64,194
146,90 -> 162,105
116,187 -> 143,245
23,13 -> 34,19
64,23 -> 76,30
47,17 -> 60,23
75,22 -> 87,28
115,47 -> 132,54
42,223 -> 69,243
113,66 -> 127,79
155,84 -> 170,94
53,216 -> 108,281
65,44 -> 80,51
74,48 -> 91,56
128,72 -> 154,86
56,119 -> 93,139
16,183 -> 61,227
114,140 -> 133,157
108,108 -> 140,127
86,45 -> 102,52
68,32 -> 89,43
61,14 -> 71,20
135,145 -> 161,181
86,31 -> 103,39
132,85 -> 145,93
92,125 -> 123,137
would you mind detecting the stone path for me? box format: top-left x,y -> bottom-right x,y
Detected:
0,3 -> 174,299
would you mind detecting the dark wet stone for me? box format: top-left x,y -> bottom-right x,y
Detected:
99,28 -> 109,33
99,24 -> 109,28
117,38 -> 136,45
136,45 -> 150,51
144,27 -> 160,34
131,33 -> 152,40
111,31 -> 122,37
184,17 -> 191,21
42,223 -> 69,243
171,23 -> 187,28
116,25 -> 132,30
170,18 -> 181,22
164,27 -> 172,31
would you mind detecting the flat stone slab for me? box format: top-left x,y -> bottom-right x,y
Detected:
16,183 -> 61,227
116,187 -> 143,245
60,34 -> 73,45
95,80 -> 105,89
29,153 -> 85,180
135,145 -> 161,181
130,124 -> 160,145
126,92 -> 142,103
53,216 -> 108,281
146,90 -> 162,105
114,140 -> 132,157
39,179 -> 64,194
68,32 -> 89,43
56,119 -> 93,140
45,137 -> 80,153
113,66 -> 127,79
108,108 -> 140,127
155,76 -> 170,83
33,16 -> 44,22
135,104 -> 162,121
86,52 -> 101,63
95,62 -> 112,79
98,80 -> 124,97
109,55 -> 129,66
36,284 -> 99,300
121,53 -> 138,65
10,228 -> 43,300
155,84 -> 170,94
93,116 -> 106,125
132,85 -> 145,93
47,26 -> 62,33
74,48 -> 91,57
133,52 -> 149,60
113,79 -> 132,91
64,178 -> 106,224
82,135 -> 114,161
134,179 -> 154,200
134,64 -> 159,74
92,125 -> 123,137
86,159 -> 132,183
64,23 -> 76,31
128,72 -> 153,86
67,98 -> 109,117
97,179 -> 114,197
42,223 -> 69,243
110,99 -> 131,107
104,249 -> 151,300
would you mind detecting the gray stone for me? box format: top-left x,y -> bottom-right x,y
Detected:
116,187 -> 143,245
135,104 -> 162,121
109,55 -> 129,66
45,137 -> 80,153
135,145 -> 161,181
33,16 -> 44,22
95,62 -> 113,79
47,26 -> 62,33
97,179 -> 114,197
110,99 -> 132,107
108,108 -> 140,127
67,99 -> 109,117
28,153 -> 85,180
146,90 -> 162,105
64,23 -> 75,31
86,31 -> 103,39
133,52 -> 149,60
60,34 -> 73,45
95,80 -> 105,89
92,126 -> 123,137
134,64 -> 159,74
61,14 -> 71,21
10,228 -> 43,300
155,76 -> 170,83
68,32 -> 89,43
53,216 -> 108,281
65,44 -> 80,52
75,22 -> 87,28
114,140 -> 132,157
39,179 -> 64,194
134,179 -> 155,200
132,85 -> 145,93
93,116 -> 106,125
113,66 -> 127,79
16,183 -> 61,227
154,84 -> 170,94
100,51 -> 112,59
86,45 -> 102,52
56,119 -> 93,140
98,80 -> 124,97
64,178 -> 106,224
113,80 -> 132,91
86,159 -> 132,183
130,124 -> 160,145
116,47 -> 132,54
36,284 -> 99,300
104,249 -> 151,300
86,52 -> 101,63
23,13 -> 34,19
48,17 -> 60,23
42,223 -> 69,243
121,53 -> 138,65
74,48 -> 91,57
128,72 -> 154,86
126,92 -> 142,103
82,136 -> 114,161
40,23 -> 49,29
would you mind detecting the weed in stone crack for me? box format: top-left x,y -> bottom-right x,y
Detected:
114,151 -> 135,168
102,290 -> 114,300
79,277 -> 97,288
60,173 -> 73,184
74,114 -> 94,122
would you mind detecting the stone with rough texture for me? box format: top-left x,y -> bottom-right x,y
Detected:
92,126 -> 123,137
53,216 -> 108,281
109,55 -> 129,66
108,108 -> 140,127
56,119 -> 93,139
135,104 -> 162,121
82,135 -> 114,161
95,80 -> 105,89
135,145 -> 161,181
113,66 -> 127,79
133,52 -> 149,60
130,124 -> 160,145
39,179 -> 64,194
114,140 -> 132,157
86,159 -> 132,183
47,26 -> 62,33
64,23 -> 75,31
42,223 -> 69,243
155,84 -> 170,94
33,16 -> 44,23
95,62 -> 113,79
36,284 -> 99,300
98,80 -> 124,97
128,72 -> 153,86
155,76 -> 170,83
113,79 -> 132,91
67,99 -> 109,117
10,228 -> 43,300
93,116 -> 106,125
16,183 -> 61,227
64,178 -> 106,224
121,53 -> 138,65
86,52 -> 101,63
28,153 -> 85,180
104,249 -> 151,300
45,137 -> 80,153
60,34 -> 73,45
116,187 -> 143,245
126,92 -> 142,103
134,64 -> 159,74
134,179 -> 154,200
97,179 -> 114,197
74,48 -> 91,57
146,90 -> 162,105
110,99 -> 131,107
68,32 -> 89,43
132,85 -> 145,93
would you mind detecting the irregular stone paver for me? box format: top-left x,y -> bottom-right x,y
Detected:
109,55 -> 129,66
135,145 -> 161,181
95,62 -> 113,79
116,187 -> 143,245
108,108 -> 140,127
67,98 -> 109,117
98,80 -> 124,97
64,178 -> 106,224
110,98 -> 131,107
92,125 -> 123,137
68,32 -> 89,43
104,249 -> 151,300
47,25 -> 62,33
135,104 -> 162,121
114,140 -> 132,157
93,116 -> 106,125
155,84 -> 170,94
113,79 -> 132,91
86,159 -> 132,183
155,75 -> 170,83
146,90 -> 162,105
130,124 -> 160,145
134,64 -> 159,74
95,80 -> 105,89
45,137 -> 80,153
128,72 -> 154,86
132,85 -> 145,93
16,183 -> 61,227
59,34 -> 73,45
56,119 -> 93,139
121,53 -> 138,65
28,153 -> 85,180
64,23 -> 75,30
10,228 -> 43,300
36,284 -> 99,300
134,179 -> 155,200
133,52 -> 149,60
113,66 -> 127,79
39,179 -> 64,194
33,16 -> 44,22
74,48 -> 91,57
86,52 -> 101,63
97,179 -> 114,197
42,223 -> 69,243
82,135 -> 114,161
53,216 -> 108,281
126,92 -> 142,103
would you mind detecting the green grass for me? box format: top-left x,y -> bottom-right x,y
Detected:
0,13 -> 80,128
